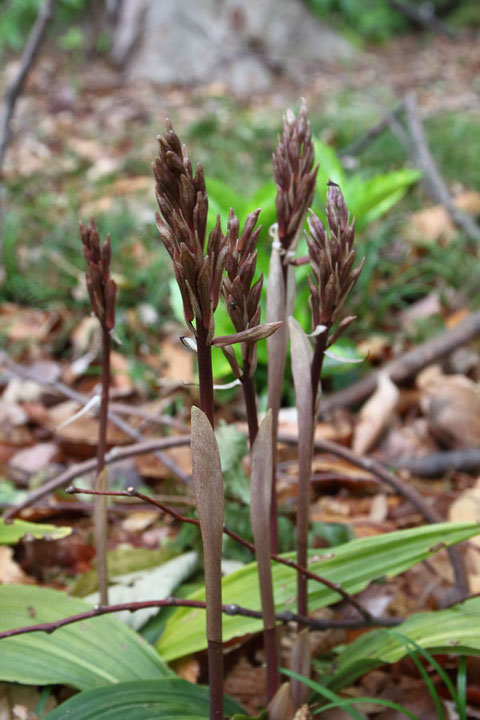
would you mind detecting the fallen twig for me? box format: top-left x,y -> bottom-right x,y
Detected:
68,485 -> 375,622
0,0 -> 57,170
2,436 -> 191,520
0,597 -> 400,642
390,449 -> 480,478
318,310 -> 480,415
404,91 -> 480,241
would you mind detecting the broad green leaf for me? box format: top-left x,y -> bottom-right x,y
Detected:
0,518 -> 72,545
313,139 -> 346,188
329,596 -> 480,691
43,678 -> 245,719
157,522 -> 479,661
0,585 -> 170,689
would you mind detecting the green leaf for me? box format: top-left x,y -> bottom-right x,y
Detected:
0,518 -> 72,545
157,522 -> 480,661
329,596 -> 480,691
42,678 -> 245,719
0,585 -> 170,689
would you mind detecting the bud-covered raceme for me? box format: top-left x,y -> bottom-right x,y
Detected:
80,219 -> 117,331
273,98 -> 318,259
153,121 -> 228,340
307,182 -> 364,339
223,209 -> 263,377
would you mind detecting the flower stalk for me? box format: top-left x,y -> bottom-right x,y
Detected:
80,218 -> 117,605
267,99 -> 318,552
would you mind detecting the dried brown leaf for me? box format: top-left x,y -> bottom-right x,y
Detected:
191,406 -> 224,643
352,372 -> 399,455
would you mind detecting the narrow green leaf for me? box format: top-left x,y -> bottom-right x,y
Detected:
157,522 -> 480,661
330,596 -> 480,691
0,585 -> 170,689
0,518 -> 72,545
42,678 -> 245,719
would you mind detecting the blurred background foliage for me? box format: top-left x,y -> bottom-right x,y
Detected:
1,0 -> 479,397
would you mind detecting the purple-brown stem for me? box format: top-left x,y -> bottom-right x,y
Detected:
296,325 -> 330,619
94,325 -> 111,605
0,598 -> 400,642
196,323 -> 215,429
242,366 -> 259,446
68,486 -> 373,621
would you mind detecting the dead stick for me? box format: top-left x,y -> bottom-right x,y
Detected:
318,310 -> 480,415
2,436 -> 191,520
404,91 -> 480,241
0,599 -> 400,642
68,485 -> 375,622
0,0 -> 57,170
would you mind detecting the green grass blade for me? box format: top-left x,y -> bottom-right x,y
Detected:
391,634 -> 444,720
281,668 -> 366,720
457,656 -> 467,720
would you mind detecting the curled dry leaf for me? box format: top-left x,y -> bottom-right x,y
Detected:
352,372 -> 399,455
417,365 -> 480,449
250,410 -> 275,629
268,682 -> 295,720
190,406 -> 224,644
212,321 -> 283,347
290,629 -> 311,710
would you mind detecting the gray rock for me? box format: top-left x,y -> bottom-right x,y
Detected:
112,0 -> 355,95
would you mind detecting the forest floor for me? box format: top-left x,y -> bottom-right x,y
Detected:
1,27 -> 480,719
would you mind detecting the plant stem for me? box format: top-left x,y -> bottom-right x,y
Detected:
242,365 -> 259,446
194,328 -> 221,718
297,327 -> 330,618
196,322 -> 215,428
207,640 -> 223,720
94,325 -> 111,605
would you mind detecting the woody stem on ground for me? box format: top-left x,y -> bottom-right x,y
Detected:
94,324 -> 111,605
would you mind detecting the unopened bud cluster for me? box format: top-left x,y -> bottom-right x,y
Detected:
80,219 -> 117,331
307,183 -> 364,339
273,98 -> 317,257
153,122 -> 227,341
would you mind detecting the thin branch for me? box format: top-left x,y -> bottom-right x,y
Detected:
404,91 -> 480,241
67,485 -> 375,623
2,436 -> 191,521
0,0 -> 57,170
0,598 -> 400,642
